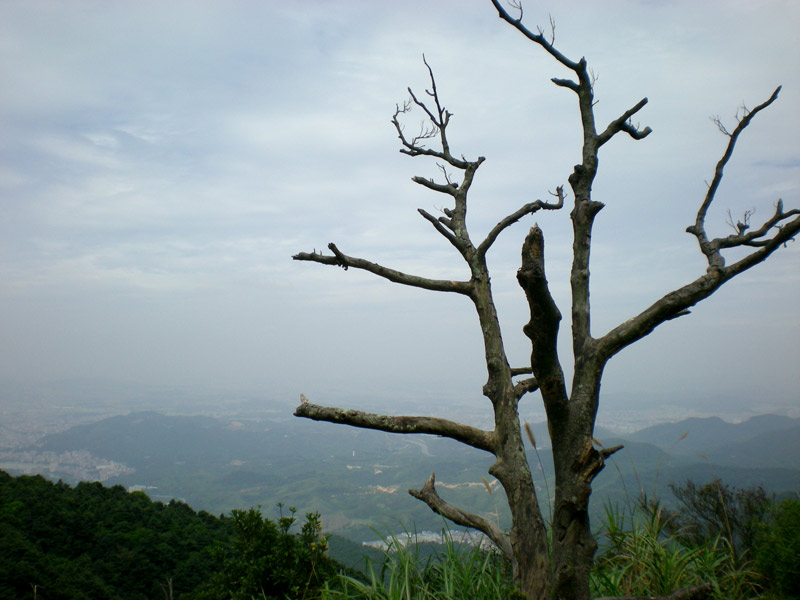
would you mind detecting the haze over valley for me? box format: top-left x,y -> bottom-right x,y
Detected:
3,387 -> 798,544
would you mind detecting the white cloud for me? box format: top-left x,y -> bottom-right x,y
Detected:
0,0 -> 798,415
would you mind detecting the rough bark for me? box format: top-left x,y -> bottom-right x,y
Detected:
291,4 -> 798,599
294,401 -> 495,453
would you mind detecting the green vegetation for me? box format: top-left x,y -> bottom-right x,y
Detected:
2,469 -> 798,599
592,502 -> 757,599
318,495 -> 799,600
0,470 -> 230,599
320,533 -> 522,600
662,479 -> 772,558
753,498 -> 800,599
0,471 -> 346,600
196,506 -> 341,600
13,411 -> 800,544
591,480 -> 800,600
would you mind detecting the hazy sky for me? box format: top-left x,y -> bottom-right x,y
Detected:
1,1 -> 798,424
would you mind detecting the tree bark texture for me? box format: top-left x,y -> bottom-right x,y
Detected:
291,3 -> 800,599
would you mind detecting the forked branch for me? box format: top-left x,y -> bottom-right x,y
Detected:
478,186 -> 566,257
598,209 -> 800,360
687,86 -> 784,268
409,472 -> 513,557
492,2 -> 653,155
490,0 -> 580,72
391,58 -> 474,171
597,97 -> 653,146
716,200 -> 800,249
597,85 -> 798,360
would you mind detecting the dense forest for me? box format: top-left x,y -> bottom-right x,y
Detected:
0,470 -> 344,599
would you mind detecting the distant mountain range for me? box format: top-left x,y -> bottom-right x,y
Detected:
625,414 -> 800,467
10,411 -> 800,542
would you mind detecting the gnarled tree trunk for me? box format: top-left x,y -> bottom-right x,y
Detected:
291,3 -> 800,599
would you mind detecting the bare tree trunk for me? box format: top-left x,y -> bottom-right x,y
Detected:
518,224 -> 621,599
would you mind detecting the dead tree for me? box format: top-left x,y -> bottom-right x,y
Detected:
292,3 -> 799,599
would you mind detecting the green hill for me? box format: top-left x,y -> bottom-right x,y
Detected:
12,411 -> 800,542
0,470 -> 231,599
0,470 -> 361,600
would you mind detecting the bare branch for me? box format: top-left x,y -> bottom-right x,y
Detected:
720,212 -> 800,273
490,0 -> 581,72
293,246 -> 472,295
391,57 -> 479,171
725,207 -> 755,235
514,377 -> 540,399
551,77 -> 580,92
392,102 -> 440,158
715,203 -> 800,249
418,208 -> 460,247
328,242 -> 348,270
478,186 -> 565,257
600,444 -> 624,461
412,175 -> 459,196
422,55 -> 449,128
597,97 -> 652,146
597,209 -> 800,360
295,400 -> 496,454
437,162 -> 458,187
409,472 -> 513,557
687,86 -> 782,269
711,114 -> 731,137
408,85 -> 447,132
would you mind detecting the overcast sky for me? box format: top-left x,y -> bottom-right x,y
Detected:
1,0 -> 798,425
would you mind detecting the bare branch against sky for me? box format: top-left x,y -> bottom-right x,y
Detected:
0,1 -> 798,423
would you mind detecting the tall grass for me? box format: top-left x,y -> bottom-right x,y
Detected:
319,504 -> 765,600
591,501 -> 761,600
319,529 -> 521,600
317,480 -> 790,600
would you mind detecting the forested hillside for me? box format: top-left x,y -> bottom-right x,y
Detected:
1,470 -> 227,598
0,471 -> 345,600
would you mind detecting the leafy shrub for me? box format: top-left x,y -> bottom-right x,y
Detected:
666,479 -> 771,558
754,498 -> 800,599
197,504 -> 341,600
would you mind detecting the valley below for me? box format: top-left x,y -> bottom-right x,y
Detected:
2,401 -> 799,545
